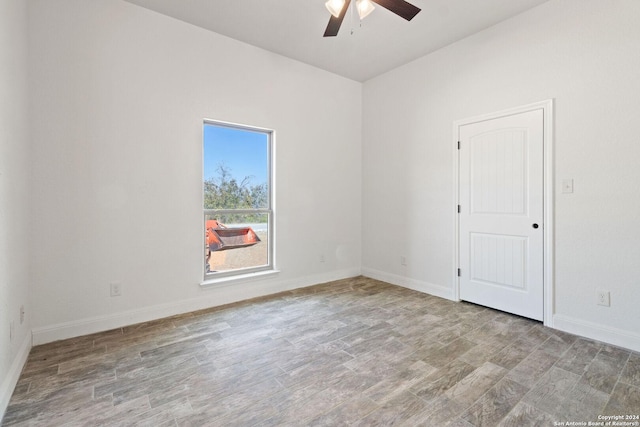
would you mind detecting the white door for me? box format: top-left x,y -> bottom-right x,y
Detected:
458,109 -> 544,321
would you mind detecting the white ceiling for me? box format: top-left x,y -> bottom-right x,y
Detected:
124,0 -> 549,82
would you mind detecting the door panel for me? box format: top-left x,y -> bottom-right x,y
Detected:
471,129 -> 527,215
470,233 -> 526,290
459,109 -> 543,321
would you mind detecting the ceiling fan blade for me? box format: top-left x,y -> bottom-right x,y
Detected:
323,0 -> 352,37
371,0 -> 421,21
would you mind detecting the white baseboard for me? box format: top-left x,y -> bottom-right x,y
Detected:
362,267 -> 455,301
553,314 -> 640,353
279,268 -> 363,291
0,333 -> 31,423
32,268 -> 361,346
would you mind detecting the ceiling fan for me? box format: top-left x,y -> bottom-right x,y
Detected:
323,0 -> 421,37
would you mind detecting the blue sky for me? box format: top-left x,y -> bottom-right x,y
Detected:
203,124 -> 268,185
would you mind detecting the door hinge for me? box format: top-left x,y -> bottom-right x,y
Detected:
457,141 -> 461,150
457,205 -> 461,213
457,268 -> 461,277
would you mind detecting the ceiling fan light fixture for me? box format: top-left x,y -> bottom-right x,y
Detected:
323,0 -> 420,37
356,0 -> 375,20
325,0 -> 345,18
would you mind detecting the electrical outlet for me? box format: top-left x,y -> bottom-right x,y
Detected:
596,289 -> 610,307
110,282 -> 122,297
400,255 -> 407,266
20,305 -> 25,324
319,254 -> 325,263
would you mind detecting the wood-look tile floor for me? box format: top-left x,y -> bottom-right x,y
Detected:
3,276 -> 640,426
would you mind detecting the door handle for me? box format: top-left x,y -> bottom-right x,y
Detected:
532,223 -> 539,229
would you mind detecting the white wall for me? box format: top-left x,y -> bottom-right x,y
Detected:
0,0 -> 32,417
362,0 -> 640,351
28,0 -> 362,343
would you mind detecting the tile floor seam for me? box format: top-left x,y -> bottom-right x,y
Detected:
602,350 -> 633,412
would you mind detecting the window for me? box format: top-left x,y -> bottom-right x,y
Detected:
203,120 -> 273,279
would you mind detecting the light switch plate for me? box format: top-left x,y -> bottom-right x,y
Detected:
562,179 -> 574,194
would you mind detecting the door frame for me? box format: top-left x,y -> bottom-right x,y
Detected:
452,99 -> 554,326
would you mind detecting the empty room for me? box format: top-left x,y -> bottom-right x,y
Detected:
1,0 -> 639,425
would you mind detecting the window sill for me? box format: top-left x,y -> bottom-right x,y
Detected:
200,269 -> 280,289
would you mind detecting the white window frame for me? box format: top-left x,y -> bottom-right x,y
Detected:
202,119 -> 275,282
